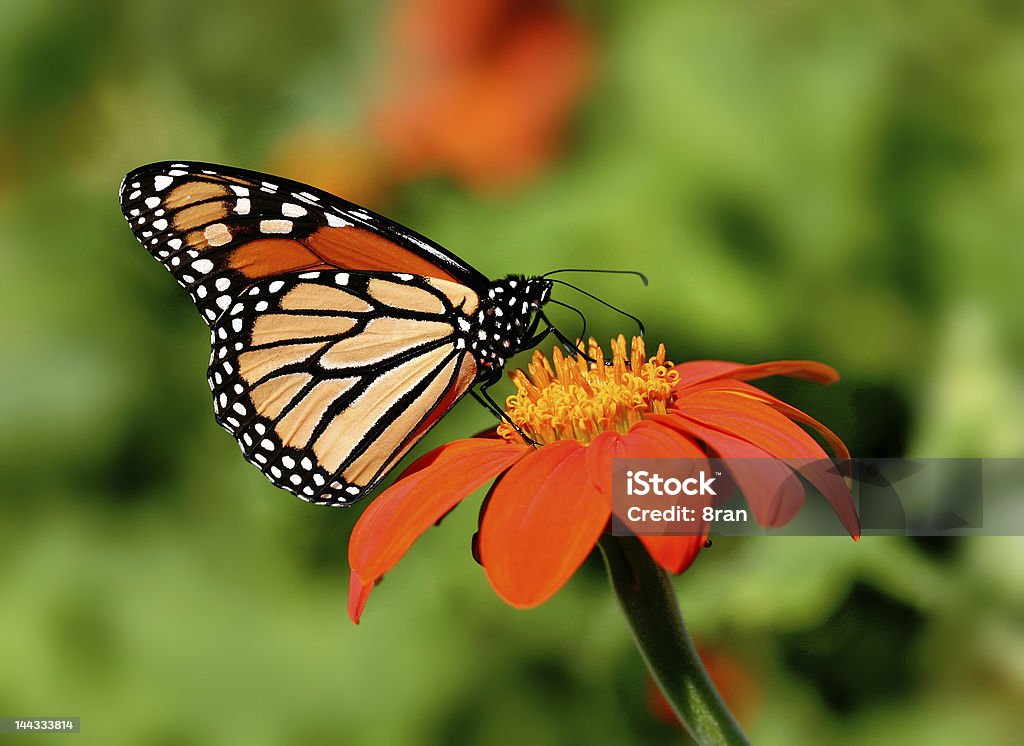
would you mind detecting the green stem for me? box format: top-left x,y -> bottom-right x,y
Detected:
598,535 -> 750,746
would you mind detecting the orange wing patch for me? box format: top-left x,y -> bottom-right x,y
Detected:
304,226 -> 464,284
250,372 -> 314,420
367,278 -> 446,314
341,353 -> 469,486
229,238 -> 328,277
312,343 -> 456,474
280,283 -> 372,313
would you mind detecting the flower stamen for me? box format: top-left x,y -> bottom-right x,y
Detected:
499,335 -> 679,445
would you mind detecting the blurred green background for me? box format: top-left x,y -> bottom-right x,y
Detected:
2,1 -> 1022,744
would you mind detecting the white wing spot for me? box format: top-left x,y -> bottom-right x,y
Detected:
154,175 -> 173,191
145,196 -> 161,208
192,259 -> 214,274
282,203 -> 307,218
268,281 -> 285,293
259,220 -> 292,234
255,301 -> 269,312
216,295 -> 231,310
234,198 -> 250,215
204,223 -> 232,246
215,277 -> 231,292
325,212 -> 351,228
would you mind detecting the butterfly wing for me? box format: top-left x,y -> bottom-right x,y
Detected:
119,161 -> 489,325
210,269 -> 480,505
120,161 -> 492,505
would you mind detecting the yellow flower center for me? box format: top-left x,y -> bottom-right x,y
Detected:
498,335 -> 679,445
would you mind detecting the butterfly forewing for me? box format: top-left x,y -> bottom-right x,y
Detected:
119,161 -> 488,326
208,270 -> 479,505
119,161 -> 549,507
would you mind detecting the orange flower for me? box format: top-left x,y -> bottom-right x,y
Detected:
647,647 -> 761,728
348,337 -> 859,623
371,0 -> 593,191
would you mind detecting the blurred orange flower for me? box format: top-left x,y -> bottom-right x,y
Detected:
348,336 -> 859,623
647,647 -> 761,728
270,0 -> 592,202
371,0 -> 593,191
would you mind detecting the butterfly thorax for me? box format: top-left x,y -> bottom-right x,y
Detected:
467,275 -> 552,374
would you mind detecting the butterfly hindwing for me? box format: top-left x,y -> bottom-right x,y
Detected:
119,161 -> 489,326
208,269 -> 479,505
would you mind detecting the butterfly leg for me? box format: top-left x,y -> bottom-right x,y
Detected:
471,376 -> 540,447
524,313 -> 596,364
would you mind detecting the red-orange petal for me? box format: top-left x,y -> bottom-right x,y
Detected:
676,389 -> 833,458
348,437 -> 528,622
673,359 -> 840,393
638,534 -> 704,574
348,570 -> 374,625
672,391 -> 859,536
480,440 -> 609,608
685,379 -> 851,460
650,413 -> 806,528
614,423 -> 709,575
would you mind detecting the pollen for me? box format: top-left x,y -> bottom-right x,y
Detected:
499,335 -> 679,445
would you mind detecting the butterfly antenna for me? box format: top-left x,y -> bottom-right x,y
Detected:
548,279 -> 646,336
543,268 -> 649,286
549,299 -> 588,346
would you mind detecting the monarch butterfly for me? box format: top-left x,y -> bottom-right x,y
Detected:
121,161 -> 645,507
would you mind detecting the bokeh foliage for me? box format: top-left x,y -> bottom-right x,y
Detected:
1,1 -> 1022,744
